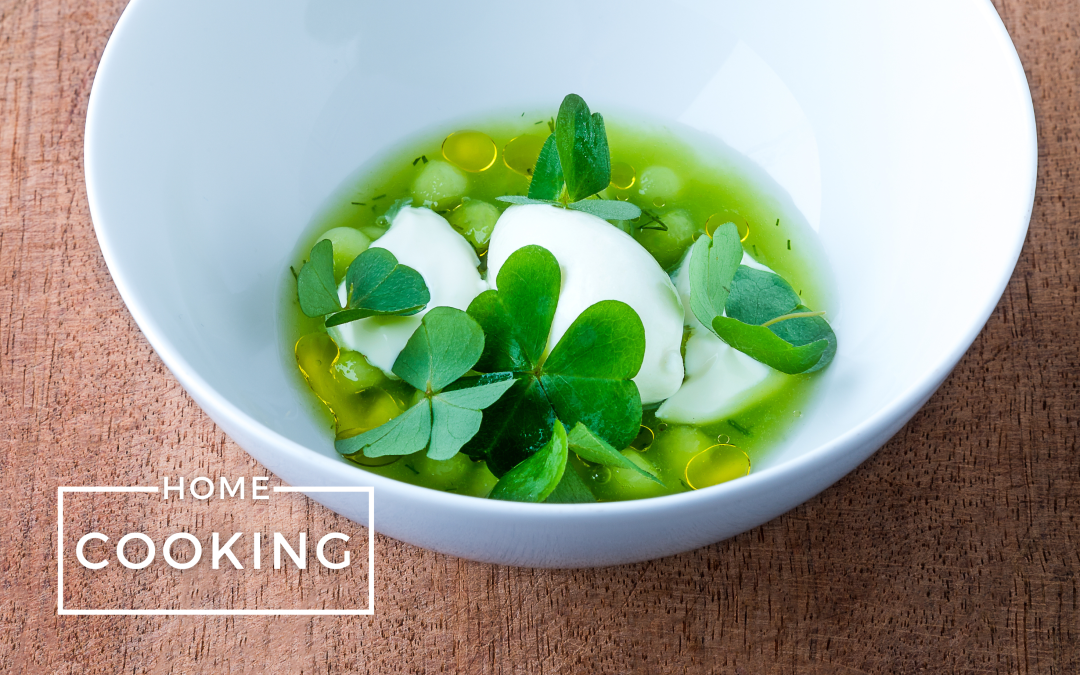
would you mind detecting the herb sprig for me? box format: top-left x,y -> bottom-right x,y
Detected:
496,95 -> 642,223
335,307 -> 515,461
297,239 -> 430,328
688,223 -> 837,374
460,245 -> 647,478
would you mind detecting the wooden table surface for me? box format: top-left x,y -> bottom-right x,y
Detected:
2,1 -> 1078,672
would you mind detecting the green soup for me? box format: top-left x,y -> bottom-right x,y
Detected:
283,108 -> 833,502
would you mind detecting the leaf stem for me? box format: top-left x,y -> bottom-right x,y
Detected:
761,310 -> 826,328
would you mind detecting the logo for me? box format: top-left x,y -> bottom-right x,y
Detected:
57,478 -> 374,616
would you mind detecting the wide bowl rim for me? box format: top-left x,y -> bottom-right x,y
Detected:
83,0 -> 1037,521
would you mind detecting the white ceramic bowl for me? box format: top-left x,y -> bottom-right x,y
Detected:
85,0 -> 1036,567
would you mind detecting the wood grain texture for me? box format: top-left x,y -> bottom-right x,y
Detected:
1,0 -> 1078,672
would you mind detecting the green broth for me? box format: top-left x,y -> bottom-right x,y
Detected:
282,110 -> 831,502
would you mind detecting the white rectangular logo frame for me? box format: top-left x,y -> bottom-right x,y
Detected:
57,485 -> 374,616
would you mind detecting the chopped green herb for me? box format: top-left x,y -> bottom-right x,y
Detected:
727,420 -> 752,436
635,209 -> 668,232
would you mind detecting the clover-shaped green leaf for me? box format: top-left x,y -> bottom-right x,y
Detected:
496,95 -> 641,225
689,260 -> 837,374
464,245 -> 646,479
297,239 -> 342,317
297,239 -> 431,328
688,222 -> 742,328
556,94 -> 610,202
334,307 -> 514,461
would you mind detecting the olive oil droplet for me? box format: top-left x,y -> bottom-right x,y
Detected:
684,443 -> 750,490
502,135 -> 546,176
630,425 -> 655,452
609,161 -> 636,189
705,211 -> 751,242
442,130 -> 498,173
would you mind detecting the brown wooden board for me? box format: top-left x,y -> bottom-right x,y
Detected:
1,1 -> 1077,672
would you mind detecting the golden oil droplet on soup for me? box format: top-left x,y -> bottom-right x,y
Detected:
502,135 -> 547,176
684,444 -> 751,490
609,161 -> 636,189
442,130 -> 498,173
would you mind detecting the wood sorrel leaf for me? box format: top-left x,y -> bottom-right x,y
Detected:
335,321 -> 508,462
539,300 -> 645,451
297,239 -> 342,317
428,378 -> 516,460
488,420 -> 568,502
710,316 -> 828,375
767,305 -> 837,373
392,307 -> 485,393
465,246 -> 647,477
457,373 -> 557,476
567,198 -> 642,221
527,134 -> 564,201
566,422 -> 663,485
344,247 -> 430,318
555,94 -> 611,202
467,245 -> 561,372
725,265 -> 801,326
723,266 -> 837,372
689,223 -> 743,327
544,463 -> 596,503
334,399 -> 432,458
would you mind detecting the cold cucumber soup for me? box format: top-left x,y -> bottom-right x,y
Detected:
284,95 -> 836,504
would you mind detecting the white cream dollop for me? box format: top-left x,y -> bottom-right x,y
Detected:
655,249 -> 782,424
486,204 -> 685,404
328,206 -> 488,374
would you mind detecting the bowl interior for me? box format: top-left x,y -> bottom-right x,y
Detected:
86,1 -> 1034,491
